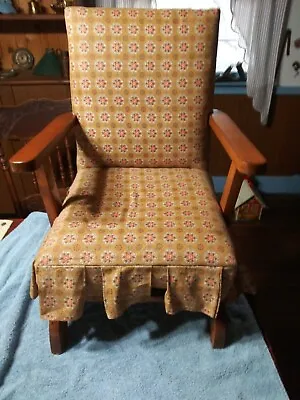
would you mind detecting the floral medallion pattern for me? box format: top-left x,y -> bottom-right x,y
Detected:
30,8 -> 239,324
32,168 -> 237,321
64,7 -> 219,169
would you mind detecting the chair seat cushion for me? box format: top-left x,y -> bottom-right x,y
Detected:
32,168 -> 237,321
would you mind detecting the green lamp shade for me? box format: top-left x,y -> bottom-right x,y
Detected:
33,48 -> 62,77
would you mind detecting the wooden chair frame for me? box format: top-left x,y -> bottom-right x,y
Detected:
9,109 -> 266,354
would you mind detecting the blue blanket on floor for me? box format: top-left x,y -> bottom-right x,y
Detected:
0,212 -> 288,400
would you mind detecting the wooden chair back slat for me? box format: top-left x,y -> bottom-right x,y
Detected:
56,145 -> 67,189
64,136 -> 76,184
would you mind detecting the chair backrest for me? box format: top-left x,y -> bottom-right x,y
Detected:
65,7 -> 219,169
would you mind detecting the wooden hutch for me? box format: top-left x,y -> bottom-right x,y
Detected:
0,3 -> 73,215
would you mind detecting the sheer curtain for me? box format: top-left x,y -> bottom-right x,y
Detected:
96,0 -> 156,7
230,0 -> 290,124
157,0 -> 245,73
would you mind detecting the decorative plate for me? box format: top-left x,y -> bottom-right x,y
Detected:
12,48 -> 34,70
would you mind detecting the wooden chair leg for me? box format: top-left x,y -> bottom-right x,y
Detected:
49,321 -> 68,355
210,304 -> 227,349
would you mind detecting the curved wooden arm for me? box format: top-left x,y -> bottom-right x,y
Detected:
209,109 -> 266,176
9,112 -> 78,173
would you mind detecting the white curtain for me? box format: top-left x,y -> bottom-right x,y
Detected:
96,0 -> 156,7
230,0 -> 290,124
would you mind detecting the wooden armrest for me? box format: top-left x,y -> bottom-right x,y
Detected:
209,109 -> 266,176
9,112 -> 78,173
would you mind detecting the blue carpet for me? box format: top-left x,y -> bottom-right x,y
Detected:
0,212 -> 288,400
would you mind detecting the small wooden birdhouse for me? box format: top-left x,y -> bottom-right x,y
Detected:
234,179 -> 267,221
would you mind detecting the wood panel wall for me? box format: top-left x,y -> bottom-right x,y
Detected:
211,95 -> 300,176
0,1 -> 67,70
0,24 -> 67,70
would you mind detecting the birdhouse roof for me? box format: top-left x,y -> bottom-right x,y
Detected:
235,179 -> 267,209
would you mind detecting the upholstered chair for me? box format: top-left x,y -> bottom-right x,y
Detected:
10,7 -> 266,354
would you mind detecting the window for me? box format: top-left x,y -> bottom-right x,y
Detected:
156,0 -> 247,75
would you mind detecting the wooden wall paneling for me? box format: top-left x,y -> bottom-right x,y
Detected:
0,24 -> 43,69
270,96 -> 300,175
0,169 -> 16,214
65,86 -> 71,98
0,86 -> 15,105
12,84 -> 69,104
41,25 -> 68,53
212,94 -> 300,176
24,26 -> 49,70
56,24 -> 69,50
0,33 -> 18,70
0,20 -> 67,69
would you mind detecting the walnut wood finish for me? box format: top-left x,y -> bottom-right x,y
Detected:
9,112 -> 77,173
210,304 -> 227,349
0,73 -> 69,86
31,171 -> 39,194
49,321 -> 68,355
209,109 -> 266,176
55,145 -> 67,188
35,159 -> 62,225
64,136 -> 76,183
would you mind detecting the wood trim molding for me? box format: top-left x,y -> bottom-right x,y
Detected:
209,109 -> 266,176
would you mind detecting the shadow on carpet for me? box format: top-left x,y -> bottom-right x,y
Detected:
0,213 -> 288,400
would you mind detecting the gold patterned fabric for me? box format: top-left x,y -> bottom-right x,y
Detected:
64,7 -> 219,169
31,168 -> 237,321
31,7 -> 238,323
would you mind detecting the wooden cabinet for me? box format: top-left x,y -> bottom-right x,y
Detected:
0,86 -> 15,106
12,84 -> 69,103
0,98 -> 75,217
0,13 -> 70,102
0,12 -> 67,70
0,12 -> 72,216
